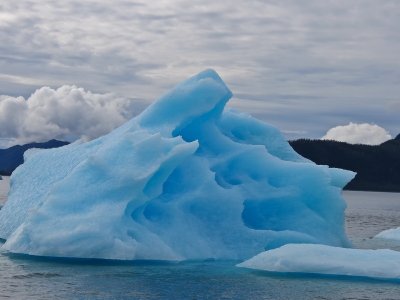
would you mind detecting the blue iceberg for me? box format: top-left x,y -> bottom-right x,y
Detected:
0,70 -> 355,260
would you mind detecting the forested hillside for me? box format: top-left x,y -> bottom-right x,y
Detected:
290,137 -> 400,192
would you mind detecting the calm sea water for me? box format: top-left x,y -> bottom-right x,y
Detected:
0,177 -> 400,299
0,176 -> 9,207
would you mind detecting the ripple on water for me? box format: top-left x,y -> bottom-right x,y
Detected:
12,272 -> 62,279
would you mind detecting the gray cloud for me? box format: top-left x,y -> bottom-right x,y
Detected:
0,0 -> 399,141
0,86 -> 141,147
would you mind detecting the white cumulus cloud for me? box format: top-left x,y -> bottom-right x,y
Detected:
322,123 -> 392,145
0,85 -> 138,147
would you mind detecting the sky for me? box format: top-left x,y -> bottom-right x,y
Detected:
0,0 -> 399,147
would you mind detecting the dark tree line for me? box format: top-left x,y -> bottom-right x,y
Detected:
290,137 -> 400,192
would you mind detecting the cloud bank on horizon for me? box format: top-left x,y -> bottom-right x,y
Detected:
322,123 -> 392,145
0,86 -> 137,147
0,0 -> 399,143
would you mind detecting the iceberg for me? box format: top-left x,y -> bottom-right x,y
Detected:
237,243 -> 400,281
0,70 -> 355,260
375,227 -> 400,242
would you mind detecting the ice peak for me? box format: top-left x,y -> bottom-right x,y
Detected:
139,69 -> 232,135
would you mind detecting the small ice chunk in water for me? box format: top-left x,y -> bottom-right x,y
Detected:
238,243 -> 400,280
375,227 -> 400,242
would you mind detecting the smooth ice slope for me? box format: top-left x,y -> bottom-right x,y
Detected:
0,70 -> 355,260
238,244 -> 400,280
375,227 -> 400,242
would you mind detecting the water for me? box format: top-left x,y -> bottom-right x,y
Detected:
346,191 -> 400,251
0,177 -> 400,299
0,176 -> 9,207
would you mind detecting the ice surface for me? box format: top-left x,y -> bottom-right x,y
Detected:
375,227 -> 400,241
238,243 -> 400,280
0,70 -> 355,260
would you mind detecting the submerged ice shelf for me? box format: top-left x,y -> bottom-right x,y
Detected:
0,70 -> 355,260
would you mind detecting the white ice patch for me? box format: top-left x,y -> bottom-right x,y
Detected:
375,227 -> 400,242
238,244 -> 400,280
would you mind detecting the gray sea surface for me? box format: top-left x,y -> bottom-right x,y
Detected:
0,177 -> 400,299
0,176 -> 9,207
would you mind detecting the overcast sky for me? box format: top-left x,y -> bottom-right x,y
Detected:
0,0 -> 399,146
